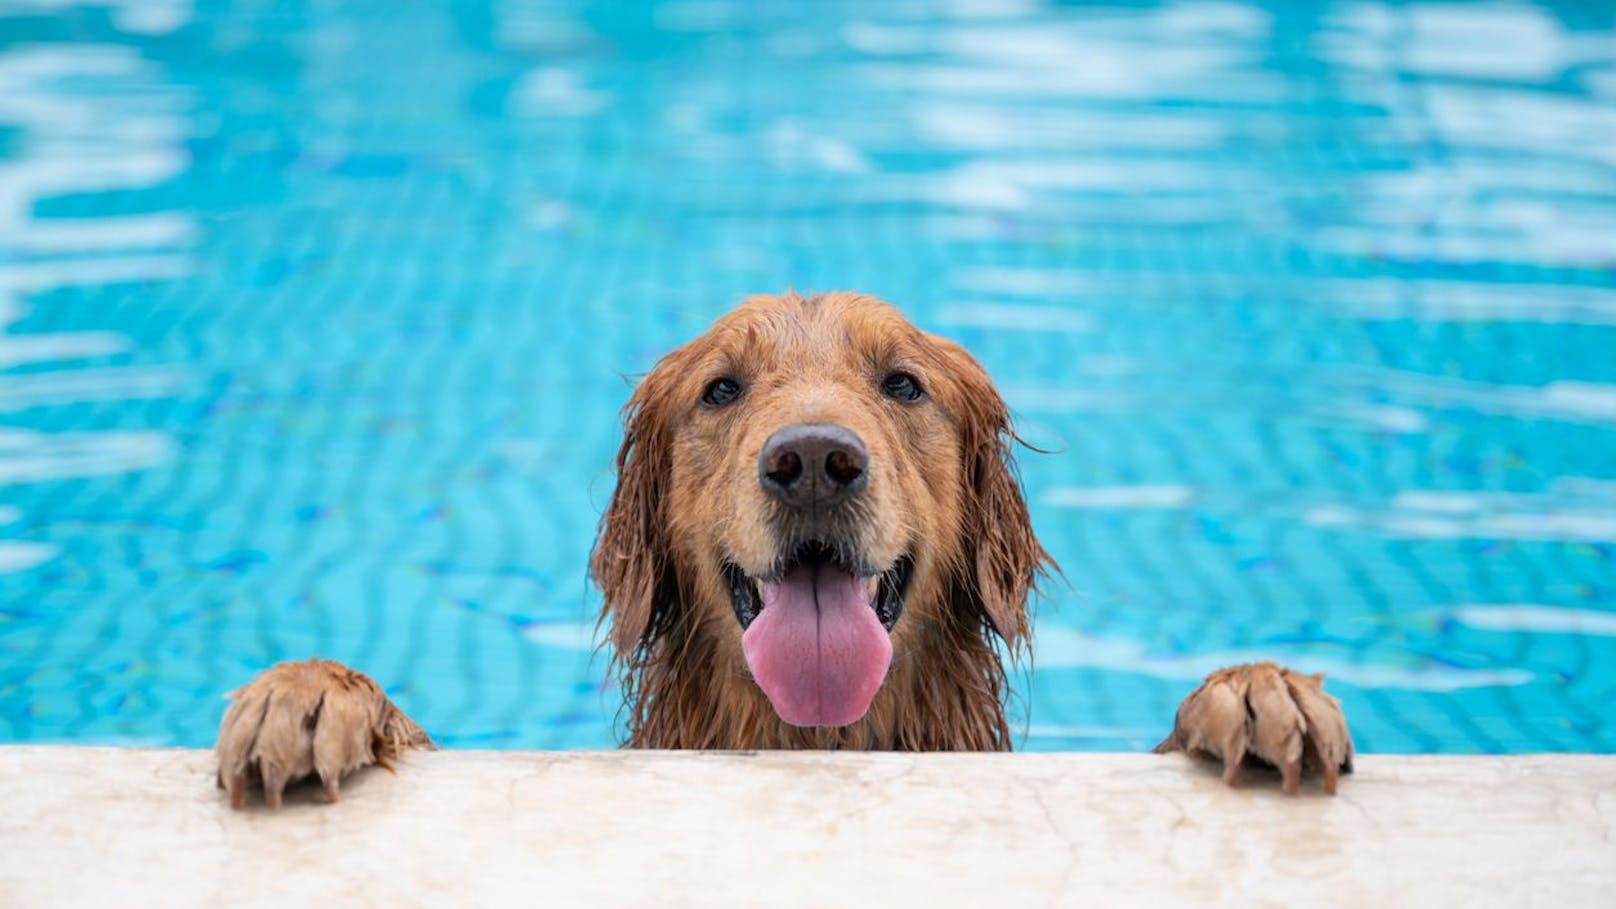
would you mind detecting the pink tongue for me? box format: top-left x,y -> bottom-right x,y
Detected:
742,563 -> 893,727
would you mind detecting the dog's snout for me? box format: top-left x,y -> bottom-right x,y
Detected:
759,423 -> 869,509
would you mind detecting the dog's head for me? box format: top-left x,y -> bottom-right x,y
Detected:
591,292 -> 1047,736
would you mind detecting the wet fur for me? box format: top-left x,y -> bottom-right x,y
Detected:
215,292 -> 1354,807
589,291 -> 1052,750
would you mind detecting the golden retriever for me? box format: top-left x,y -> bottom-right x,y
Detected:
216,292 -> 1351,807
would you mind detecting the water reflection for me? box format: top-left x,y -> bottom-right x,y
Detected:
0,39 -> 193,579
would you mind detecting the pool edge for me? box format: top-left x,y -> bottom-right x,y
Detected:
3,747 -> 1612,907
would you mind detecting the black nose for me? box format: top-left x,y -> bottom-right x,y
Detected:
758,423 -> 869,509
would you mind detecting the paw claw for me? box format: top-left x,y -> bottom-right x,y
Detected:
213,659 -> 430,809
1162,662 -> 1353,795
262,765 -> 288,810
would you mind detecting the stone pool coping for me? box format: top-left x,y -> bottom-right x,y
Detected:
1,747 -> 1612,907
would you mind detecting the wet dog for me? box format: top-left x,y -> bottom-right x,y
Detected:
216,292 -> 1351,807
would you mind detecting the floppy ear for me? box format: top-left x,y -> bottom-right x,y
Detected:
590,361 -> 681,658
931,336 -> 1051,646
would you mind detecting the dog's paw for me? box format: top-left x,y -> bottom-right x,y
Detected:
1153,662 -> 1353,795
214,659 -> 432,809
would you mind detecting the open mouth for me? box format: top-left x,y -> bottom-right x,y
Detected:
724,542 -> 913,632
724,542 -> 913,728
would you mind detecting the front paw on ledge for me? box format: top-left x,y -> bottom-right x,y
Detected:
214,659 -> 432,809
1153,661 -> 1353,795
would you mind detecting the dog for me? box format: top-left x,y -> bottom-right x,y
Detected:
215,292 -> 1352,808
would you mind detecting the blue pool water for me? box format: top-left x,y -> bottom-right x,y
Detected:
1,0 -> 1614,753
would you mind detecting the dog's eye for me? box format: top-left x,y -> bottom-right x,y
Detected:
881,372 -> 923,402
702,377 -> 743,407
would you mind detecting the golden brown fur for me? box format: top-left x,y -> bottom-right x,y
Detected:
214,291 -> 1354,807
1153,662 -> 1353,794
589,291 -> 1050,750
214,659 -> 431,808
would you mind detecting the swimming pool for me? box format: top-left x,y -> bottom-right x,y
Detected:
1,0 -> 1613,753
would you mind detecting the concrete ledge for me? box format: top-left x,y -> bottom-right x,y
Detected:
2,748 -> 1612,907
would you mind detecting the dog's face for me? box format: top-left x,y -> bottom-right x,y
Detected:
592,292 -> 1044,734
